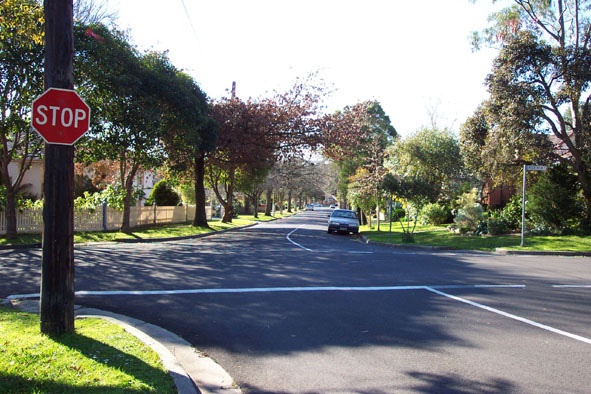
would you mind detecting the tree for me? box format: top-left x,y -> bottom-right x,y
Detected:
207,97 -> 276,222
322,101 -> 397,212
527,163 -> 583,231
473,0 -> 591,227
235,166 -> 268,218
258,73 -> 329,215
381,174 -> 439,242
0,0 -> 44,238
389,127 -> 463,203
75,25 -> 170,232
459,104 -> 490,183
157,70 -> 216,227
208,75 -> 326,222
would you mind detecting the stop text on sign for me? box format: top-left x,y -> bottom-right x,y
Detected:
34,105 -> 88,128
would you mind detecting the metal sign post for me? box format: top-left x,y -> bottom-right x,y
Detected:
521,165 -> 547,247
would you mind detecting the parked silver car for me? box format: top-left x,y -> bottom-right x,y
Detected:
327,209 -> 359,234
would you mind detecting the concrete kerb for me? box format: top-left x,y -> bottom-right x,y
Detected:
4,299 -> 242,394
76,308 -> 242,394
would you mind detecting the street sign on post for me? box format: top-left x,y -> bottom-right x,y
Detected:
525,165 -> 547,171
32,88 -> 90,145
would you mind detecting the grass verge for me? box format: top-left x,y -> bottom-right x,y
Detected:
0,306 -> 176,394
360,222 -> 591,252
0,211 -> 293,246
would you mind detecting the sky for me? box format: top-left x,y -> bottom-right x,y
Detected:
101,0 -> 502,136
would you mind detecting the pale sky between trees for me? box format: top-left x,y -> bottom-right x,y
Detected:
101,0 -> 502,136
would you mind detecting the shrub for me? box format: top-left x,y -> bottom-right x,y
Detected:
453,189 -> 483,233
488,194 -> 522,232
527,164 -> 583,232
74,185 -> 142,210
486,216 -> 510,235
390,207 -> 406,221
145,180 -> 180,206
420,202 -> 448,225
454,203 -> 484,233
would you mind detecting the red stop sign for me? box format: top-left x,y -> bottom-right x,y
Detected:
32,88 -> 91,145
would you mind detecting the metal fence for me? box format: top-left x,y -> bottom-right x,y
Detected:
0,204 -> 212,234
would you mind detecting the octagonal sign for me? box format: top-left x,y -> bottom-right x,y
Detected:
32,88 -> 91,145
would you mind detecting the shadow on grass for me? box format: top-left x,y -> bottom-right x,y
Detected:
0,330 -> 176,394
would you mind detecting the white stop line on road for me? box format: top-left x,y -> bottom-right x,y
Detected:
8,283 -> 591,345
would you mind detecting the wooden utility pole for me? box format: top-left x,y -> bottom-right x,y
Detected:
40,0 -> 76,336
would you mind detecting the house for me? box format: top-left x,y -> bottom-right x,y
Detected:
9,159 -> 160,206
8,158 -> 44,198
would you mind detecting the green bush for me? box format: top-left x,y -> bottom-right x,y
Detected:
390,207 -> 406,221
452,189 -> 483,233
454,203 -> 484,233
145,180 -> 180,206
420,203 -> 448,225
74,185 -> 142,210
527,164 -> 583,232
486,215 -> 510,235
499,194 -> 523,231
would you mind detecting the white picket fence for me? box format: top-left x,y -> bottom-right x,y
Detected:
0,205 -> 212,234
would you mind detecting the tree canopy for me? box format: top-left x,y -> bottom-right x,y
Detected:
0,0 -> 44,238
469,0 -> 591,226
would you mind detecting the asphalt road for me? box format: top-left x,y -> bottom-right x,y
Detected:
2,209 -> 591,393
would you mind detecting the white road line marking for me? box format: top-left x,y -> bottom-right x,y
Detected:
286,225 -> 314,251
553,285 -> 591,288
426,286 -> 591,345
10,284 -> 588,345
285,226 -> 374,254
7,284 -> 523,300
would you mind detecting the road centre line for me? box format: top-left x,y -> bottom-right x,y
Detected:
285,225 -> 373,253
286,225 -> 313,251
426,286 -> 591,345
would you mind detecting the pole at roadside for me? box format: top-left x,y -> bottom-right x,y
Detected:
40,0 -> 76,336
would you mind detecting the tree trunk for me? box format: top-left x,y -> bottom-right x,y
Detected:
264,186 -> 273,216
221,171 -> 234,223
221,201 -> 234,222
121,165 -> 139,233
4,182 -> 17,239
192,154 -> 209,227
244,196 -> 251,215
252,193 -> 259,218
287,189 -> 292,213
376,189 -> 381,232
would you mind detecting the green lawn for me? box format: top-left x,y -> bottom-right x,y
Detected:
1,211 -> 588,252
0,212 -> 293,246
0,306 -> 176,394
360,222 -> 591,252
